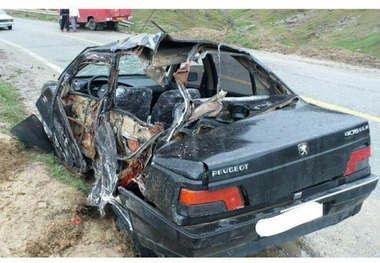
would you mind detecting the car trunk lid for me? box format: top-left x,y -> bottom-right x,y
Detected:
155,101 -> 371,208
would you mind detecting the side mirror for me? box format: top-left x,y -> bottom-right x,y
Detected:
188,72 -> 199,82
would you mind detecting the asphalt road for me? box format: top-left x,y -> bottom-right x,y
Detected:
1,17 -> 379,257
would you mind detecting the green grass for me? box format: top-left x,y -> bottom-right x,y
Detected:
0,83 -> 27,129
328,33 -> 380,59
226,32 -> 261,49
223,10 -> 380,59
30,154 -> 89,195
128,9 -> 232,33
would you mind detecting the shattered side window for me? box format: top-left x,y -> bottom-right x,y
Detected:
212,54 -> 254,96
75,61 -> 110,77
119,55 -> 146,75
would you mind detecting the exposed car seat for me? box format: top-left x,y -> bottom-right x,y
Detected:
151,89 -> 201,129
115,86 -> 153,122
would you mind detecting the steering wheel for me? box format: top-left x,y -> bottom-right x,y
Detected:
87,75 -> 108,97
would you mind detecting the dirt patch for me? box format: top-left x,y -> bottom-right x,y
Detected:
61,211 -> 135,257
0,157 -> 80,257
173,27 -> 227,43
0,136 -> 134,257
25,220 -> 84,257
0,136 -> 26,183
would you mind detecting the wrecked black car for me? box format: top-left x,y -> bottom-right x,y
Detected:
14,33 -> 378,256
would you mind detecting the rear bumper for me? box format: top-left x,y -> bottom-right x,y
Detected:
117,173 -> 378,257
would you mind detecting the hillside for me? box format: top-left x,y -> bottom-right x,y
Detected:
10,9 -> 380,68
128,9 -> 380,68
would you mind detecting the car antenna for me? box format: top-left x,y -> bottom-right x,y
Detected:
139,10 -> 156,33
150,20 -> 167,33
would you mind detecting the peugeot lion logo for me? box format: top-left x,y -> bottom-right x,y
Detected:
298,142 -> 308,157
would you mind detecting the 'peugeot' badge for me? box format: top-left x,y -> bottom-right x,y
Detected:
298,142 -> 308,157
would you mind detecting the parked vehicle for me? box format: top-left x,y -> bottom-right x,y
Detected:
12,33 -> 378,257
59,9 -> 132,31
0,9 -> 14,30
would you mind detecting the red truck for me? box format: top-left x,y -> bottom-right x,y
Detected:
59,9 -> 132,31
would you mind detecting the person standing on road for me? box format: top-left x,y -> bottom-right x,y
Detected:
60,9 -> 70,32
69,8 -> 80,32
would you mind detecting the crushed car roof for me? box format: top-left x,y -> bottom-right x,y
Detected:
86,32 -> 251,55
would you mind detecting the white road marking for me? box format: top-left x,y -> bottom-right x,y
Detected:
42,30 -> 103,45
0,38 -> 63,73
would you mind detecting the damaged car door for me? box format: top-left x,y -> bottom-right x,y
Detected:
37,50 -> 165,215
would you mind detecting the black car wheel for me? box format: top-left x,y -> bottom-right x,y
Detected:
88,18 -> 97,31
7,25 -> 12,30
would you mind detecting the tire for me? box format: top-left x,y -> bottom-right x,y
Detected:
7,25 -> 12,30
88,18 -> 97,31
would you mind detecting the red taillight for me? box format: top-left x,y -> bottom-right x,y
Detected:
179,187 -> 244,211
343,146 -> 371,176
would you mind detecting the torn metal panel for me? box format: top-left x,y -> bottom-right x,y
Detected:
144,66 -> 168,87
36,86 -> 88,172
64,95 -> 99,159
216,44 -> 222,93
216,95 -> 270,102
151,46 -> 194,67
109,33 -> 170,53
119,154 -> 148,190
110,110 -> 162,143
88,119 -> 118,216
10,114 -> 54,153
188,90 -> 227,122
164,62 -> 194,141
173,61 -> 190,86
